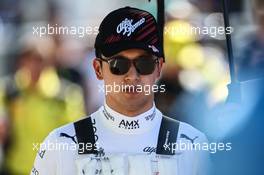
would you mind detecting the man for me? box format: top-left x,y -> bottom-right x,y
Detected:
31,6 -> 210,175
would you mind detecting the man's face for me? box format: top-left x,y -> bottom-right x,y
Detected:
93,49 -> 163,110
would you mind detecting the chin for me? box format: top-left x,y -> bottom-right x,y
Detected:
124,93 -> 150,104
123,91 -> 150,99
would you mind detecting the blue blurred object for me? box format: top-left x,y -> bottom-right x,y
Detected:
212,78 -> 264,175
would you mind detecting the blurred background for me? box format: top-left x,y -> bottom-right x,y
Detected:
0,0 -> 263,174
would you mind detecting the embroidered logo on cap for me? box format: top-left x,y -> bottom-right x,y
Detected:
148,45 -> 159,53
116,18 -> 145,37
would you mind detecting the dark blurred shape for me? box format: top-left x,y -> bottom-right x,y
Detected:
0,0 -> 21,23
237,0 -> 264,81
155,66 -> 183,116
155,78 -> 183,116
190,0 -> 242,13
210,0 -> 243,13
237,37 -> 264,81
189,0 -> 214,12
222,0 -> 243,13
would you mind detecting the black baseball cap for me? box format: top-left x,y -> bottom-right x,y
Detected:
95,6 -> 163,58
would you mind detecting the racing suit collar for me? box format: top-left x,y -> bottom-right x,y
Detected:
99,102 -> 162,134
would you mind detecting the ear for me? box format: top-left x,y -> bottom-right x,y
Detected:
93,58 -> 103,80
156,58 -> 164,79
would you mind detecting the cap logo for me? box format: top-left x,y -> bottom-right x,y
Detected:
116,18 -> 145,37
148,45 -> 159,53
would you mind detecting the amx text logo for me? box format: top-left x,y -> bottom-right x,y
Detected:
118,119 -> 140,129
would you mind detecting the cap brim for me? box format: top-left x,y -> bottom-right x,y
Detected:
99,41 -> 162,57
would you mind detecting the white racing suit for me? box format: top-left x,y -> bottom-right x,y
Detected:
31,104 -> 210,175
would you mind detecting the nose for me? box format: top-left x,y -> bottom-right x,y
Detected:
124,63 -> 140,82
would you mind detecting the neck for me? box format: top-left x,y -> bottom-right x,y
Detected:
105,97 -> 154,117
100,100 -> 160,134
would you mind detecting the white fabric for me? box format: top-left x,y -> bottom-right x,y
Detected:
31,104 -> 210,175
127,155 -> 152,175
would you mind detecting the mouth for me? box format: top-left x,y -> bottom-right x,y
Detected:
123,85 -> 140,94
125,91 -> 140,95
